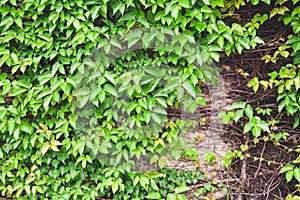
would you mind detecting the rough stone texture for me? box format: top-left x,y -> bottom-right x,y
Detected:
135,77 -> 233,199
167,78 -> 232,168
170,79 -> 232,199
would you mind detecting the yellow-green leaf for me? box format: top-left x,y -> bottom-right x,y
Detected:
42,142 -> 50,156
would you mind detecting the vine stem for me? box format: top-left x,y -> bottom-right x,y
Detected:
253,140 -> 266,181
237,137 -> 249,200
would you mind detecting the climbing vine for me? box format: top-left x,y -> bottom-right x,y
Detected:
0,0 -> 300,199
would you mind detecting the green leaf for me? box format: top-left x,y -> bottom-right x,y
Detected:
165,2 -> 176,15
146,192 -> 161,199
202,0 -> 210,5
178,0 -> 190,8
252,126 -> 261,137
234,109 -> 244,123
245,105 -> 253,119
240,144 -> 248,152
175,185 -> 191,194
201,6 -> 212,13
223,111 -> 234,123
229,102 -> 246,110
104,72 -> 116,85
158,156 -> 169,168
42,142 -> 50,156
223,32 -> 233,44
286,36 -> 300,45
217,36 -> 225,49
7,105 -> 18,115
256,120 -> 269,132
244,122 -> 253,133
222,158 -> 232,167
269,71 -> 278,80
36,87 -> 52,99
72,31 -> 85,44
164,77 -> 181,91
204,152 -> 216,164
278,84 -> 285,94
167,194 -> 177,200
0,48 -> 9,55
197,97 -> 206,106
207,34 -> 218,44
137,15 -> 150,27
50,140 -> 62,146
293,116 -> 300,128
286,170 -> 294,182
294,76 -> 300,90
211,0 -> 224,7
150,179 -> 159,190
2,81 -> 11,95
151,113 -> 162,124
0,107 -> 6,120
37,34 -> 52,42
140,176 -> 149,190
142,32 -> 156,48
235,42 -> 243,54
253,36 -> 264,44
112,181 -> 118,194
170,148 -> 182,160
183,98 -> 198,113
74,140 -> 86,155
238,38 -> 250,49
9,88 -> 27,96
292,42 -> 300,52
294,167 -> 300,183
21,122 -> 33,134
73,19 -> 81,30
247,77 -> 259,92
177,194 -> 188,200
171,5 -> 179,20
182,81 -> 196,98
152,106 -> 167,115
261,0 -> 270,4
91,6 -> 100,21
104,84 -> 118,96
43,94 -> 52,110
128,37 -> 140,48
150,155 -> 159,164
280,50 -> 289,58
15,16 -> 22,28
155,97 -> 167,108
0,16 -> 13,31
251,0 -> 259,5
209,52 -> 220,62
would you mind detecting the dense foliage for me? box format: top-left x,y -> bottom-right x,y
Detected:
0,0 -> 300,199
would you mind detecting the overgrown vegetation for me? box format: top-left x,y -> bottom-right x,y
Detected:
0,0 -> 300,199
